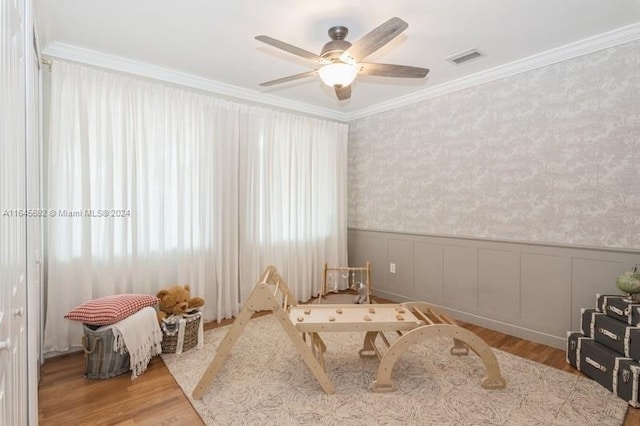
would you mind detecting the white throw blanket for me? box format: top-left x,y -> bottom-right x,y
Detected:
104,306 -> 163,379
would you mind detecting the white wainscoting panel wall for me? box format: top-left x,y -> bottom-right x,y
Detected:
349,229 -> 640,349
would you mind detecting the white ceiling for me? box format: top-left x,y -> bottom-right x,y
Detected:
36,0 -> 640,120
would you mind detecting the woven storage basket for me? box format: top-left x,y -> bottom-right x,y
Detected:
161,311 -> 201,354
82,325 -> 130,379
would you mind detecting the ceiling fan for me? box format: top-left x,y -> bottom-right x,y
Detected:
255,17 -> 429,101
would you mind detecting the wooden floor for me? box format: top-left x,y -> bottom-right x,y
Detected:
39,295 -> 639,425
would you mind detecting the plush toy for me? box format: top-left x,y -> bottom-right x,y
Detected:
353,281 -> 368,304
156,284 -> 205,322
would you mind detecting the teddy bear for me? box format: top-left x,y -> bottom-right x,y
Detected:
156,284 -> 205,322
353,281 -> 368,304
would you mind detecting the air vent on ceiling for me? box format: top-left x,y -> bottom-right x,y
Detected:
448,49 -> 483,65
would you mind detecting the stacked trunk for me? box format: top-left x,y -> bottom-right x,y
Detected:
567,295 -> 640,407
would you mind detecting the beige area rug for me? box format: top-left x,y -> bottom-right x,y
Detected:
161,315 -> 627,426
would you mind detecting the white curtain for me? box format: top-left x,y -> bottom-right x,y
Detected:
44,60 -> 347,353
239,111 -> 348,303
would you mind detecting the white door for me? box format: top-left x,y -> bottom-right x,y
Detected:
0,0 -> 29,425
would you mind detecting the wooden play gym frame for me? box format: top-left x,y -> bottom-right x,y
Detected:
192,265 -> 506,399
318,261 -> 372,304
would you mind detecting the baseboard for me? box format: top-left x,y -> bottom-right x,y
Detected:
373,289 -> 567,350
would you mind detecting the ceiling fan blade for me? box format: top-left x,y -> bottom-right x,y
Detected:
259,70 -> 317,87
334,84 -> 351,101
340,17 -> 408,64
358,63 -> 429,78
255,35 -> 330,65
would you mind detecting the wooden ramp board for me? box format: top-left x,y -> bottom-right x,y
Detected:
289,304 -> 422,333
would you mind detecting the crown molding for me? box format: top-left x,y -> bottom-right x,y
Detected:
43,22 -> 640,124
345,22 -> 640,121
42,42 -> 349,122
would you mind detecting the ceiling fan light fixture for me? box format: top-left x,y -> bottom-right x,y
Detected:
255,17 -> 427,101
318,62 -> 358,88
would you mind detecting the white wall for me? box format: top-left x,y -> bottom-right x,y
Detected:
348,39 -> 640,249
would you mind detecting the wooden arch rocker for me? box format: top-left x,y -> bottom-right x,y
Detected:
192,265 -> 506,399
366,302 -> 506,392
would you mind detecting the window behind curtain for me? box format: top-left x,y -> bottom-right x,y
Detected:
44,60 -> 348,353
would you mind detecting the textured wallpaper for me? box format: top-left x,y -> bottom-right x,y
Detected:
348,40 -> 640,249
